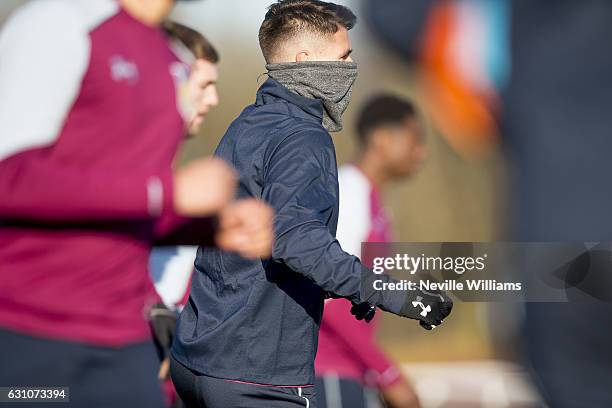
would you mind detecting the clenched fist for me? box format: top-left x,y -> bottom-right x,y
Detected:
173,158 -> 237,217
216,199 -> 274,259
400,289 -> 453,330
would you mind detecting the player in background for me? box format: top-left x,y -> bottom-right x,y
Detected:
0,1 -> 272,407
165,20 -> 221,137
149,22 -> 222,408
151,21 -> 222,317
315,95 -> 425,408
170,2 -> 452,407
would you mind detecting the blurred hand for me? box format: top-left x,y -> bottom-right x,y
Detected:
173,158 -> 237,217
382,378 -> 421,408
216,199 -> 274,259
158,358 -> 170,381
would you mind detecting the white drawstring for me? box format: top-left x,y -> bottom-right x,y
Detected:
298,387 -> 310,408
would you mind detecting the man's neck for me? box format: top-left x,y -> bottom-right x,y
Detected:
119,0 -> 169,26
355,153 -> 388,189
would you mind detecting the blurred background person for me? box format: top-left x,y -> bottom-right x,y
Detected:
503,1 -> 612,407
164,20 -> 221,137
0,0 -> 272,407
315,95 -> 425,408
151,21 -> 221,316
149,21 -> 222,408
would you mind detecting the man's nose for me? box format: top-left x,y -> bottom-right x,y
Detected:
208,89 -> 220,108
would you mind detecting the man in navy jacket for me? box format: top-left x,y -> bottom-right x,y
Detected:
171,1 -> 453,407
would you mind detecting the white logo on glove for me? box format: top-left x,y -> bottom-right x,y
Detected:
412,296 -> 431,317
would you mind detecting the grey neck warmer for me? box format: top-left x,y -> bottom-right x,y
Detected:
266,61 -> 358,132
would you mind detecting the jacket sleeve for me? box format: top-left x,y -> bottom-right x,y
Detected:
262,129 -> 404,312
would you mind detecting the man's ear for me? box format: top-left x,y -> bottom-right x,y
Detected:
295,51 -> 310,62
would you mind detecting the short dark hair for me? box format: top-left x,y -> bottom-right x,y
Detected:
163,21 -> 219,64
259,0 -> 356,63
356,95 -> 419,147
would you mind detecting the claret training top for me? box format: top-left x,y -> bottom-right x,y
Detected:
0,0 -> 193,346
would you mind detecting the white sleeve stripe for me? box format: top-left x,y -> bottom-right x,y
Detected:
147,177 -> 164,217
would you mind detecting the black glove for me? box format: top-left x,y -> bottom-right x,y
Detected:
148,303 -> 179,361
350,301 -> 377,323
399,289 -> 453,330
360,270 -> 453,330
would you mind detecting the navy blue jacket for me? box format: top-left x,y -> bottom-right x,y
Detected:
172,78 -> 400,386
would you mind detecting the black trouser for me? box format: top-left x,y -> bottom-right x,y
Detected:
170,355 -> 316,408
0,328 -> 165,408
315,376 -> 382,408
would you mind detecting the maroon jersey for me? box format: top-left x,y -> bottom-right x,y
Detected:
0,0 -> 190,346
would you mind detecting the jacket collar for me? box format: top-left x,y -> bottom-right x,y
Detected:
256,78 -> 325,123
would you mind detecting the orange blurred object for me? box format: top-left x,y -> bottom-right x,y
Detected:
418,1 -> 500,159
